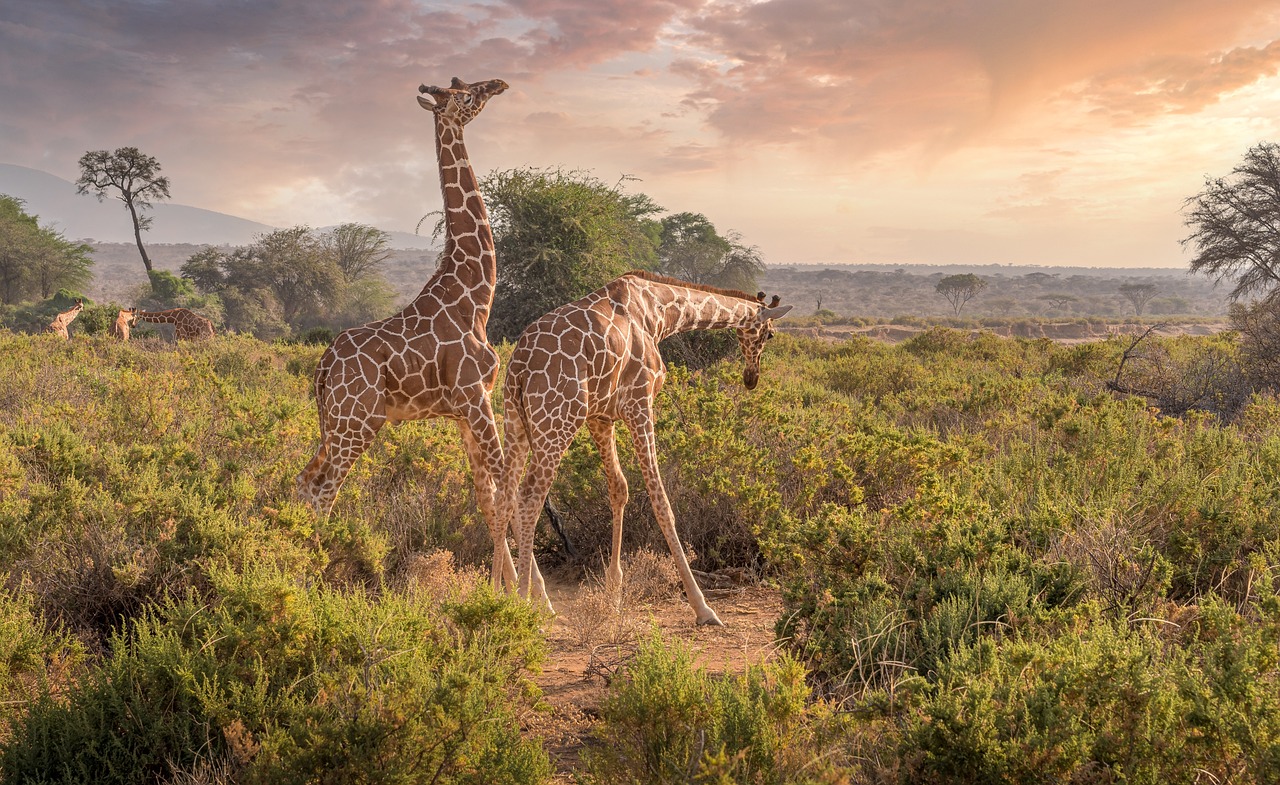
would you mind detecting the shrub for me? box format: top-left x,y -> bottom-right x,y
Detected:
584,631 -> 846,785
1,564 -> 550,784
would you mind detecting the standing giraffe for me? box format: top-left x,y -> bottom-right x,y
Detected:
498,271 -> 792,625
111,308 -> 136,340
296,77 -> 520,587
44,299 -> 84,338
130,308 -> 214,340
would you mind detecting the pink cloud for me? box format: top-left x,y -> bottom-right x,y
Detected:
674,0 -> 1280,153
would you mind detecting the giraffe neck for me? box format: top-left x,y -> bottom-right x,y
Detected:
135,310 -> 176,324
634,279 -> 759,341
417,113 -> 495,327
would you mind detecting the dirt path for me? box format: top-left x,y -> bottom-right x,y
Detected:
523,574 -> 784,781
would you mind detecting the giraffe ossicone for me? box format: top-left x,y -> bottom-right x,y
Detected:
297,77 -> 529,596
497,271 -> 792,626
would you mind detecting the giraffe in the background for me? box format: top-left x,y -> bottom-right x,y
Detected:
497,271 -> 792,625
44,299 -> 84,338
131,308 -> 214,340
111,308 -> 136,340
296,77 -> 521,588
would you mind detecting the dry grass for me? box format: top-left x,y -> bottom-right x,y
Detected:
397,549 -> 486,604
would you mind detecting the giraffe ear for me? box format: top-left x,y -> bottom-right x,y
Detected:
759,304 -> 792,321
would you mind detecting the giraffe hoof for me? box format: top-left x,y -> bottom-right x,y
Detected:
696,613 -> 724,627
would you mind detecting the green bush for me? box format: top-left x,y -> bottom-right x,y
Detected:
2,565 -> 550,784
584,631 -> 845,785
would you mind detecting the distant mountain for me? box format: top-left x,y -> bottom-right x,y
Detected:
0,163 -> 437,250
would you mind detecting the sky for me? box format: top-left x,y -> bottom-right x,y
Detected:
5,1 -> 1280,268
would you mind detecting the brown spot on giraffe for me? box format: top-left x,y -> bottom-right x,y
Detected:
497,271 -> 792,625
130,308 -> 214,340
296,77 -> 523,589
43,299 -> 84,338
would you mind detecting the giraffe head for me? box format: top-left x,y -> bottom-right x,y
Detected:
111,308 -> 138,339
417,77 -> 508,125
736,300 -> 792,390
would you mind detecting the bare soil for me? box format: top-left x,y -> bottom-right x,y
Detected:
523,574 -> 784,782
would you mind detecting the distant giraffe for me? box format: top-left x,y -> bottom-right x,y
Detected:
131,308 -> 214,340
296,77 -> 520,588
111,308 -> 136,340
44,299 -> 84,338
497,271 -> 792,625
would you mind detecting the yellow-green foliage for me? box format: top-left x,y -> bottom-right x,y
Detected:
584,631 -> 848,785
2,565 -> 549,784
3,325 -> 1280,781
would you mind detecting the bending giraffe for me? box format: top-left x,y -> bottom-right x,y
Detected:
126,308 -> 214,340
296,77 -> 520,587
498,271 -> 792,625
44,299 -> 84,338
111,308 -> 136,340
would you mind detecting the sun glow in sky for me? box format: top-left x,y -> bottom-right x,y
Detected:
6,0 -> 1280,267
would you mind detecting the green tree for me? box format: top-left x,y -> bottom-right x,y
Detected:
478,167 -> 661,342
0,195 -> 93,305
76,147 -> 170,273
655,212 -> 765,292
324,222 -> 397,326
935,273 -> 987,316
1119,282 -> 1159,316
327,222 -> 391,282
182,225 -> 391,337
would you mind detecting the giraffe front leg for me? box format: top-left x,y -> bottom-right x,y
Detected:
456,405 -> 527,595
298,416 -> 383,517
624,412 -> 723,627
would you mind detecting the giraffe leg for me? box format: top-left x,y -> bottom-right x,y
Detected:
623,408 -> 722,626
497,404 -> 551,609
297,349 -> 386,516
297,415 -> 384,517
512,426 -> 577,611
586,417 -> 628,603
456,402 -> 523,593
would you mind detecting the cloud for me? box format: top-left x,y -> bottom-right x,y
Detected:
1071,40 -> 1280,120
672,0 -> 1280,156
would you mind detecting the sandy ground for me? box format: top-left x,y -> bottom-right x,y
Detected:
519,573 -> 784,782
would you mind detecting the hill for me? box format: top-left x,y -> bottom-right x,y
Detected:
0,163 -> 438,251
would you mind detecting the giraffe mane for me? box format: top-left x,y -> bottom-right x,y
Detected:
621,270 -> 756,303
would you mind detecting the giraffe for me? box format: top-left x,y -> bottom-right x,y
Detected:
497,271 -> 792,625
296,77 -> 521,588
43,299 -> 84,338
130,308 -> 214,340
111,308 -> 137,340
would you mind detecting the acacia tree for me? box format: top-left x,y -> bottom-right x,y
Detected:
327,222 -> 391,282
477,167 -> 661,342
1038,293 -> 1077,311
76,146 -> 170,273
1119,283 -> 1159,316
935,273 -> 987,316
1182,141 -> 1280,300
655,212 -> 764,292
